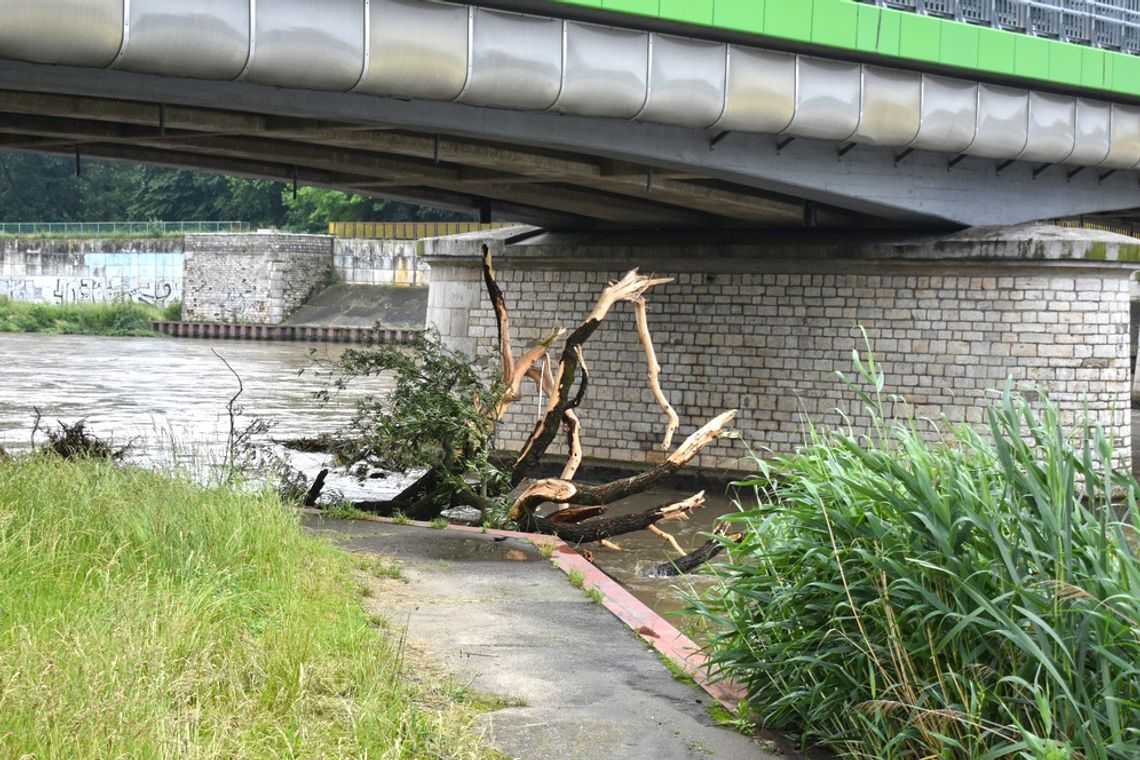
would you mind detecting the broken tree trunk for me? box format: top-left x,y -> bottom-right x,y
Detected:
410,245 -> 740,574
508,410 -> 737,520
508,269 -> 672,487
525,493 -> 706,546
650,525 -> 742,576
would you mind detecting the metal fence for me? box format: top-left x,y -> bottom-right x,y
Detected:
860,0 -> 1140,55
0,221 -> 251,237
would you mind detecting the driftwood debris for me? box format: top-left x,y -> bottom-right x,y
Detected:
313,242 -> 737,574
476,244 -> 737,571
303,468 -> 329,507
650,524 -> 743,577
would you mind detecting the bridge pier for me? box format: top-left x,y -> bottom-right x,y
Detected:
425,225 -> 1139,472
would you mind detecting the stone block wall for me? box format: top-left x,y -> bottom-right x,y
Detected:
183,233 -> 332,323
334,239 -> 429,285
429,257 -> 1132,472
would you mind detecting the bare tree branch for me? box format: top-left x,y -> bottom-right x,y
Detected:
510,271 -> 672,485
634,297 -> 679,452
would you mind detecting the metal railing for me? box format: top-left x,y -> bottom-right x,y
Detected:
0,221 -> 251,237
859,0 -> 1140,55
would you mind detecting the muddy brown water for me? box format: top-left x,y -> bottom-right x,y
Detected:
0,332 -> 733,622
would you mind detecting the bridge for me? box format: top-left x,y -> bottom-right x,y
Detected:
3,0 -> 1140,227
5,0 -> 1140,469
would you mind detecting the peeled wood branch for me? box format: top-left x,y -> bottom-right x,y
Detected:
560,347 -> 589,481
496,328 -> 565,418
634,297 -> 679,452
510,270 -> 672,486
509,410 -> 737,520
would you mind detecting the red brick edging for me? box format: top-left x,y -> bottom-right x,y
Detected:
353,514 -> 746,713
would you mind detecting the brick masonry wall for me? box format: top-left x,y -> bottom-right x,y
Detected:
428,260 -> 1132,472
183,233 -> 333,323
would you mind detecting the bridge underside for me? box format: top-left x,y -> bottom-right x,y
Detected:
2,60 -> 1140,230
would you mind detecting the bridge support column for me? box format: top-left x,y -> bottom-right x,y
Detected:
425,226 -> 1138,472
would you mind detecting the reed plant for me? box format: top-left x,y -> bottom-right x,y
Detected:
0,455 -> 496,758
0,296 -> 162,336
691,350 -> 1140,759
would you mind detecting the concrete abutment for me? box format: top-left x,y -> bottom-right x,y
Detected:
425,225 -> 1138,471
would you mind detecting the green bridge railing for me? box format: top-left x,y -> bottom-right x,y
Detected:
857,1 -> 1140,55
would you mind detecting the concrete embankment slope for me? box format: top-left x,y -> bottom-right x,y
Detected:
285,284 -> 427,330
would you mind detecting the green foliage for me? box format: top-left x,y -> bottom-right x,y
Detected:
0,297 -> 162,336
691,352 -> 1140,759
0,154 -> 471,230
160,299 -> 182,321
0,456 -> 497,758
326,332 -> 509,517
281,187 -> 470,233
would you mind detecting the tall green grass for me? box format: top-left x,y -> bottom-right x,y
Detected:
691,353 -> 1140,759
0,456 -> 496,758
0,296 -> 162,335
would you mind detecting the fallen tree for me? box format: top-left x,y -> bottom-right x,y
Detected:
317,244 -> 737,571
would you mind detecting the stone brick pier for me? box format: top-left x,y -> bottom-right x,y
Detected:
425,225 -> 1140,471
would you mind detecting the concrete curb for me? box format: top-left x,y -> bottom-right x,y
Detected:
344,512 -> 746,713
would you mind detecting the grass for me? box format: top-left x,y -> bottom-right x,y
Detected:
0,455 -> 498,759
567,568 -> 586,589
0,296 -> 163,336
690,350 -> 1140,759
323,499 -> 370,521
585,586 -> 604,604
429,517 -> 449,530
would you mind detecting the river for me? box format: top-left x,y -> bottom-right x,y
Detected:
0,332 -> 733,619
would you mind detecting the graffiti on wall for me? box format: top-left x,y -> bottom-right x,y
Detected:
1,276 -> 181,306
0,250 -> 183,307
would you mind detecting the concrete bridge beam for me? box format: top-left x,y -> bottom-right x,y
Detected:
2,61 -> 1140,227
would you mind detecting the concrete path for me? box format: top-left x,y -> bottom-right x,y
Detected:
304,514 -> 783,760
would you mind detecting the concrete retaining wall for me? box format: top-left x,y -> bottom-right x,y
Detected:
0,238 -> 182,307
426,226 -> 1137,471
334,238 -> 429,285
182,233 -> 332,324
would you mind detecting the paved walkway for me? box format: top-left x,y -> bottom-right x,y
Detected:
304,514 -> 783,760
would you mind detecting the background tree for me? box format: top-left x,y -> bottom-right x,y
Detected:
0,154 -> 471,229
